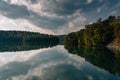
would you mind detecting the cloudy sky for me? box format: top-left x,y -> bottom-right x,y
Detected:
0,0 -> 120,35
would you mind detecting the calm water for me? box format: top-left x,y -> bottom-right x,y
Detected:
0,45 -> 120,80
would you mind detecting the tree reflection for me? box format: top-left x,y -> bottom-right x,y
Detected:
0,42 -> 58,52
65,46 -> 120,75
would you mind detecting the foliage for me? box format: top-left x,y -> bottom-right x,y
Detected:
0,31 -> 59,45
64,32 -> 78,48
65,16 -> 120,47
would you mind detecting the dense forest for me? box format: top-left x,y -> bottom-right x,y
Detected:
64,16 -> 120,76
65,16 -> 120,48
0,31 -> 59,45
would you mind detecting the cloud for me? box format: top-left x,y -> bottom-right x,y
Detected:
0,0 -> 120,34
0,46 -> 119,80
0,1 -> 31,19
29,0 -> 38,4
110,11 -> 118,15
87,0 -> 93,4
0,15 -> 54,34
97,7 -> 101,13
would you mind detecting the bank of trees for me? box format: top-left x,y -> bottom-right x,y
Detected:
65,16 -> 120,47
0,31 -> 59,45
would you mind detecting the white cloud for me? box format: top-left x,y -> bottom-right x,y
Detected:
0,15 -> 54,34
87,0 -> 93,4
0,15 -> 23,30
15,19 -> 54,34
67,11 -> 86,33
97,7 -> 101,13
110,11 -> 117,15
68,17 -> 86,32
69,22 -> 74,28
9,0 -> 43,14
9,0 -> 53,17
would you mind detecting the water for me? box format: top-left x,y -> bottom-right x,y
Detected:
0,45 -> 120,80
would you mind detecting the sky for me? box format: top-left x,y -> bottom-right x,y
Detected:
0,0 -> 120,35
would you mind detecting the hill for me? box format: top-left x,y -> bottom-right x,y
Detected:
64,16 -> 120,50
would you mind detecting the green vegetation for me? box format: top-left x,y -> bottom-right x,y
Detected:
65,16 -> 120,47
64,16 -> 120,76
0,30 -> 59,46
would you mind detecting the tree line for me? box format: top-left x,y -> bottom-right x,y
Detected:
0,31 -> 59,45
65,16 -> 120,48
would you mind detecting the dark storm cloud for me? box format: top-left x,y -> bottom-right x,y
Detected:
27,14 -> 67,29
0,1 -> 31,19
49,0 -> 102,15
30,0 -> 38,4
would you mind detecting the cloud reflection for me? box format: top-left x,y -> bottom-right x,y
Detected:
0,47 -> 51,66
0,45 -> 119,80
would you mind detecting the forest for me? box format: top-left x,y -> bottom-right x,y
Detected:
0,31 -> 59,45
65,16 -> 120,48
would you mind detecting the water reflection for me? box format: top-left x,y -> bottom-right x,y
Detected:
0,48 -> 50,66
0,42 -> 57,52
0,45 -> 119,80
65,46 -> 120,76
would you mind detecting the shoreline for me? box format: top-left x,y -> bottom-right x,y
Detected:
107,43 -> 120,51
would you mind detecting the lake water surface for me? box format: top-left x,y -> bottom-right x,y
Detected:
0,45 -> 120,80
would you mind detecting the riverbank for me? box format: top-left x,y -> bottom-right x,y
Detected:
107,42 -> 120,51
